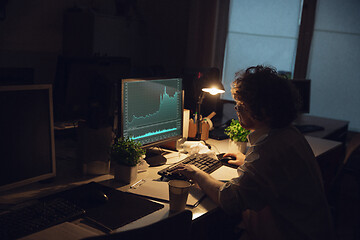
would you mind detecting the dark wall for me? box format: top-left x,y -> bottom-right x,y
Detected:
0,0 -> 192,84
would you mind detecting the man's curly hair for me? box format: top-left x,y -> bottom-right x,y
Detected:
231,65 -> 300,128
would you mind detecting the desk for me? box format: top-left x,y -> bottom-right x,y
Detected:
0,136 -> 342,239
113,136 -> 343,231
218,101 -> 349,143
295,114 -> 349,143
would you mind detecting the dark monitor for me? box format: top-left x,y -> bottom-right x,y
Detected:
291,79 -> 311,113
0,84 -> 56,192
120,78 -> 183,148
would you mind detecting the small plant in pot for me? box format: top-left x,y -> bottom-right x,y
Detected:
224,119 -> 250,154
110,136 -> 145,184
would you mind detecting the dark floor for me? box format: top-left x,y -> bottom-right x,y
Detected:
333,131 -> 360,240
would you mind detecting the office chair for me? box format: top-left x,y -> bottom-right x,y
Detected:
82,210 -> 193,240
327,133 -> 360,236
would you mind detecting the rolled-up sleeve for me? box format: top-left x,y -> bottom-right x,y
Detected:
218,151 -> 268,215
219,179 -> 245,214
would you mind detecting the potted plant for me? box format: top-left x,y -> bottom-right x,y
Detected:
110,136 -> 145,184
224,119 -> 250,154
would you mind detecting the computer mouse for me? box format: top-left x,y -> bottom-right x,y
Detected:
145,155 -> 167,167
217,154 -> 239,169
220,155 -> 237,162
217,153 -> 236,162
88,189 -> 109,204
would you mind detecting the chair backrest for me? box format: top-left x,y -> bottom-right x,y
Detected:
82,210 -> 193,240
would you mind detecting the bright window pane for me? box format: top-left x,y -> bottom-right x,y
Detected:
229,0 -> 302,37
222,0 -> 302,100
308,0 -> 360,131
222,33 -> 298,100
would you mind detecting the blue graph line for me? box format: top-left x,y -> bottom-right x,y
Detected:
130,127 -> 177,140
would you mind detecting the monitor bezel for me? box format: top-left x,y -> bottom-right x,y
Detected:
120,77 -> 184,148
291,79 -> 311,114
0,84 -> 56,192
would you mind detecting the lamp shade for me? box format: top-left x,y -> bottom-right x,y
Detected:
200,68 -> 225,95
202,87 -> 225,95
182,67 -> 225,117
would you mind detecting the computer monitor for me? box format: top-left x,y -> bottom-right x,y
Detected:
291,79 -> 311,113
119,78 -> 183,164
0,84 -> 56,192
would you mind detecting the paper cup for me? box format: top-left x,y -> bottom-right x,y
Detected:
168,180 -> 191,212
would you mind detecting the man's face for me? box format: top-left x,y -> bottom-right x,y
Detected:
234,101 -> 258,130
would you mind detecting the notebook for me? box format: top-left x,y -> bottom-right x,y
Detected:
55,182 -> 164,230
126,179 -> 205,207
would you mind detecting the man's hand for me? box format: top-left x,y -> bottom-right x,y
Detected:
223,152 -> 245,166
170,164 -> 202,180
170,163 -> 224,205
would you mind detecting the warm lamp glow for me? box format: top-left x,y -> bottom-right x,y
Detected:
202,87 -> 225,95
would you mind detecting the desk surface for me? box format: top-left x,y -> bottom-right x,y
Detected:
0,136 -> 342,237
111,136 -> 342,232
206,136 -> 341,159
218,102 -> 348,141
295,114 -> 349,141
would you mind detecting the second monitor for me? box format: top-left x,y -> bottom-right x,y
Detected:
119,77 -> 183,166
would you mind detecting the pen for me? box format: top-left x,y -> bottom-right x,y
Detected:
130,179 -> 145,189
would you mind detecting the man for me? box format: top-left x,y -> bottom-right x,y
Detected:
173,66 -> 335,239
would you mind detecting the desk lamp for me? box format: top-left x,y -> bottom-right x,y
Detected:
194,71 -> 225,140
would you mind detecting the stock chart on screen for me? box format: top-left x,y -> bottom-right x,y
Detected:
122,78 -> 183,146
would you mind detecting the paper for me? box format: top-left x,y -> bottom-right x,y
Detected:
18,222 -> 101,240
126,178 -> 205,207
210,165 -> 239,182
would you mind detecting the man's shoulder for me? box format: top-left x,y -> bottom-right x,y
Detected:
267,125 -> 305,144
254,126 -> 310,159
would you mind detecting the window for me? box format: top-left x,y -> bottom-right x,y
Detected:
222,0 -> 303,100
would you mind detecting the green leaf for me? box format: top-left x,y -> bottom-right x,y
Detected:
110,137 -> 146,166
224,119 -> 250,142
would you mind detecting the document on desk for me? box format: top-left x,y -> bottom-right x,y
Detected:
210,165 -> 239,181
18,222 -> 101,240
126,179 -> 205,207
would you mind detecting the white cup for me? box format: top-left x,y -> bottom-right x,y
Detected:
168,180 -> 191,212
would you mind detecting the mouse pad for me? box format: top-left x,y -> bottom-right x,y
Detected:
54,182 -> 164,230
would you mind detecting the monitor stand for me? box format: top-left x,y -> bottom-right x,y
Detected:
145,148 -> 168,167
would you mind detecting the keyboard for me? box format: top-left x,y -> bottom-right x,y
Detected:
158,153 -> 224,180
0,197 -> 86,240
294,124 -> 324,133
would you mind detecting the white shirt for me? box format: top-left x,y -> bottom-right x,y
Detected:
218,126 -> 335,240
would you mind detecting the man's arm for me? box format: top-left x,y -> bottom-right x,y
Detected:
172,164 -> 225,204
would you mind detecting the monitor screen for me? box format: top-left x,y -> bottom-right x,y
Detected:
291,79 -> 311,113
0,84 -> 56,192
120,78 -> 183,147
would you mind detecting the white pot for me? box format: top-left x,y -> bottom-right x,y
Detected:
228,140 -> 248,154
114,163 -> 138,184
